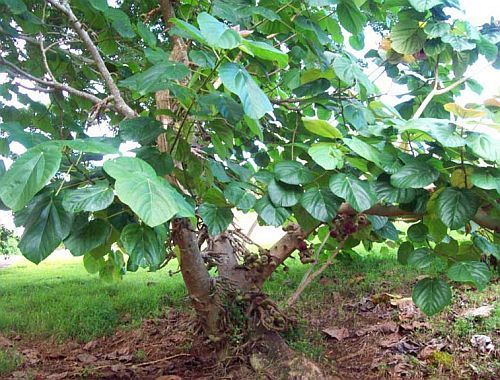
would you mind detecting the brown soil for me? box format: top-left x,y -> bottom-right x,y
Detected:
1,286 -> 498,379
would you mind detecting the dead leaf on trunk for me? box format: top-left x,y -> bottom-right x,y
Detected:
323,327 -> 350,341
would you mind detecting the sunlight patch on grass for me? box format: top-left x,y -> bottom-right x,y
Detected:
0,253 -> 186,342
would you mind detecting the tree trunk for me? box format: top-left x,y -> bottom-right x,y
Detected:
171,219 -> 220,337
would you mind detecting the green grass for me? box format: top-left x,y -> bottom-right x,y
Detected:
0,348 -> 22,376
1,243 -> 498,354
0,253 -> 186,342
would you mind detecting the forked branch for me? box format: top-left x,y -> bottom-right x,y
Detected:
45,0 -> 136,118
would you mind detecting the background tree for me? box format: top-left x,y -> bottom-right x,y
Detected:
0,0 -> 499,366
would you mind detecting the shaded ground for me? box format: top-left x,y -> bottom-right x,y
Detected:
1,249 -> 498,379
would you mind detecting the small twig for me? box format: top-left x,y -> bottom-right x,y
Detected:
287,237 -> 346,307
133,353 -> 191,368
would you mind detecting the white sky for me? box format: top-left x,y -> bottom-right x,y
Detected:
1,0 -> 499,231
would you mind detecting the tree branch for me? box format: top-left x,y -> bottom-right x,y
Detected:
258,201 -> 500,285
1,56 -> 104,104
413,62 -> 492,119
45,0 -> 136,119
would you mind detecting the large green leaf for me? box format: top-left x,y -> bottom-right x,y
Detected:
470,168 -> 500,192
274,161 -> 315,185
466,133 -> 500,164
137,21 -> 156,48
374,181 -> 416,203
343,137 -> 392,169
436,188 -> 480,229
120,62 -> 189,93
332,56 -> 374,93
424,21 -> 451,38
64,138 -> 120,154
120,224 -> 165,271
407,247 -> 434,269
198,203 -> 233,235
300,187 -> 342,222
408,0 -> 444,12
390,161 -> 439,189
329,174 -> 377,212
412,277 -> 452,316
218,63 -> 273,119
308,143 -> 344,170
17,193 -> 73,264
103,157 -> 157,179
170,18 -> 206,43
447,261 -> 491,290
0,0 -> 27,14
0,122 -> 49,149
119,117 -> 163,144
102,8 -> 135,39
337,0 -> 366,35
268,179 -> 302,207
197,12 -> 241,49
224,183 -> 256,212
391,20 -> 427,54
442,35 -> 476,51
0,144 -> 62,211
114,173 -> 193,227
254,196 -> 290,226
397,241 -> 414,265
302,118 -> 342,139
241,40 -> 288,68
397,118 -> 465,147
62,181 -> 115,213
473,235 -> 500,260
64,219 -> 111,257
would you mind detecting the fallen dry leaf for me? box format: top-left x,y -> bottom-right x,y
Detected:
418,342 -> 446,360
392,339 -> 420,354
470,335 -> 495,353
460,305 -> 494,318
379,333 -> 402,348
83,340 -> 98,351
400,321 -> 431,331
0,336 -> 13,348
378,321 -> 399,334
323,327 -> 350,341
46,372 -> 69,380
77,353 -> 97,364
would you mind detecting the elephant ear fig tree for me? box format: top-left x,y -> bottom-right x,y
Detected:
0,0 -> 499,344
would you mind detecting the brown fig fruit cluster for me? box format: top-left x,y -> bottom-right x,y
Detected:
243,248 -> 271,271
297,239 -> 314,264
329,213 -> 370,241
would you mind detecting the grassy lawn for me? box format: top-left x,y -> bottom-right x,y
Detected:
0,252 -> 186,342
1,244 -> 498,378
